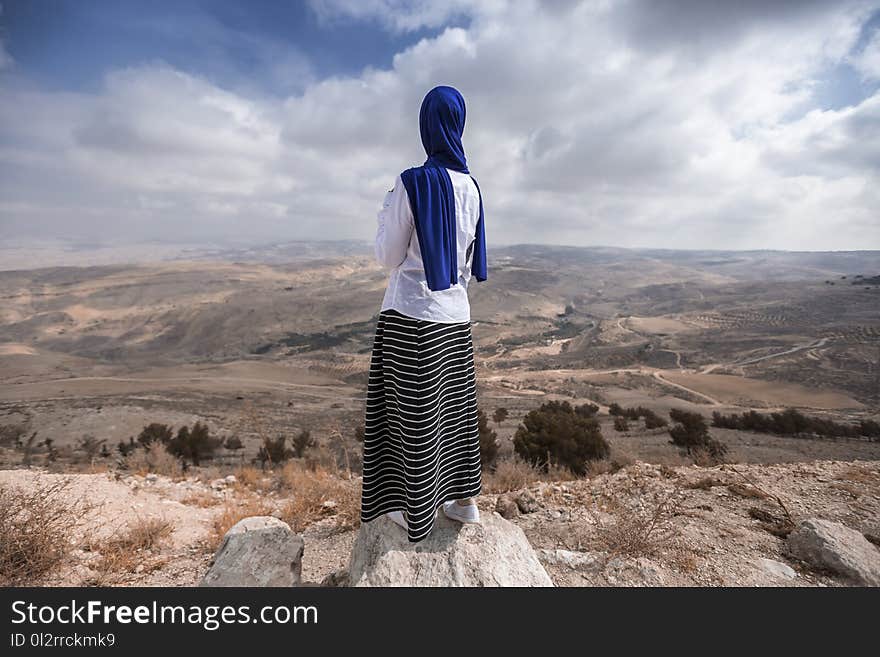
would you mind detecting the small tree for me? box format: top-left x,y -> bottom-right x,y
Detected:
513,400 -> 609,476
613,416 -> 629,432
478,408 -> 499,469
291,430 -> 315,458
75,435 -> 105,463
257,435 -> 293,468
117,437 -> 137,457
643,411 -> 668,429
136,423 -> 173,448
168,422 -> 220,466
575,402 -> 599,417
43,438 -> 57,463
21,432 -> 38,466
492,407 -> 509,424
668,409 -> 727,463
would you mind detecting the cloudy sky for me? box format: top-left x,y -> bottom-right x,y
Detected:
1,0 -> 879,251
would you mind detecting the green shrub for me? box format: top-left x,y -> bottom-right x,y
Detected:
167,422 -> 221,466
613,416 -> 629,432
513,400 -> 609,476
478,408 -> 499,469
575,402 -> 600,417
492,407 -> 509,423
712,409 -> 878,440
136,423 -> 173,447
291,430 -> 315,458
257,435 -> 293,468
668,409 -> 727,462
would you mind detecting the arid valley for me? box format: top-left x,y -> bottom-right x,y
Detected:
1,241 -> 879,587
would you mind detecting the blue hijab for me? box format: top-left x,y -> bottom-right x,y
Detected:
400,86 -> 487,292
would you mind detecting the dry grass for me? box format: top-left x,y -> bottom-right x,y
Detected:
124,442 -> 183,479
484,457 -> 575,493
87,516 -> 174,581
277,461 -> 360,533
180,490 -> 222,507
233,465 -> 269,491
0,477 -> 94,585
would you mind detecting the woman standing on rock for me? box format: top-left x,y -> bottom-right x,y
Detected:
359,85 -> 487,543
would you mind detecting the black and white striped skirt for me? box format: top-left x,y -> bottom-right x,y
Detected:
360,308 -> 482,542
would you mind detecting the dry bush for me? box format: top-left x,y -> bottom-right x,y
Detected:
181,490 -> 221,507
124,442 -> 183,478
232,465 -> 270,492
729,467 -> 795,537
586,459 -> 615,477
727,482 -> 769,499
208,499 -> 273,552
108,517 -> 173,552
690,447 -> 727,467
748,507 -> 795,537
278,462 -> 360,533
195,465 -> 225,484
0,478 -> 94,585
303,444 -> 341,472
484,457 -> 549,493
594,488 -> 683,560
88,517 -> 173,584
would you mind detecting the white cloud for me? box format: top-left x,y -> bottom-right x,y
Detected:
851,28 -> 880,81
1,0 -> 879,250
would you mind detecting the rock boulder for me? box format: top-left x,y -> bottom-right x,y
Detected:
348,511 -> 553,587
200,516 -> 304,587
787,518 -> 880,586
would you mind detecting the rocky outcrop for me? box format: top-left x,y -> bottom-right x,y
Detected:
348,511 -> 553,587
200,516 -> 304,587
787,518 -> 880,586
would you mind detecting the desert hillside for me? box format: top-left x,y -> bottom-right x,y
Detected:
1,458 -> 878,587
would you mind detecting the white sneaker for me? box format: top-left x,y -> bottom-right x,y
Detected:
442,500 -> 480,524
386,510 -> 407,530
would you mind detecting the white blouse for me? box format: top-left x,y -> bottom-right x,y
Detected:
375,169 -> 482,323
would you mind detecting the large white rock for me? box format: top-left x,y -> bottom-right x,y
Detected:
348,511 -> 553,587
200,516 -> 304,587
787,518 -> 880,586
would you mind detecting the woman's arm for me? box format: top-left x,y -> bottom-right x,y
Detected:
375,175 -> 414,269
